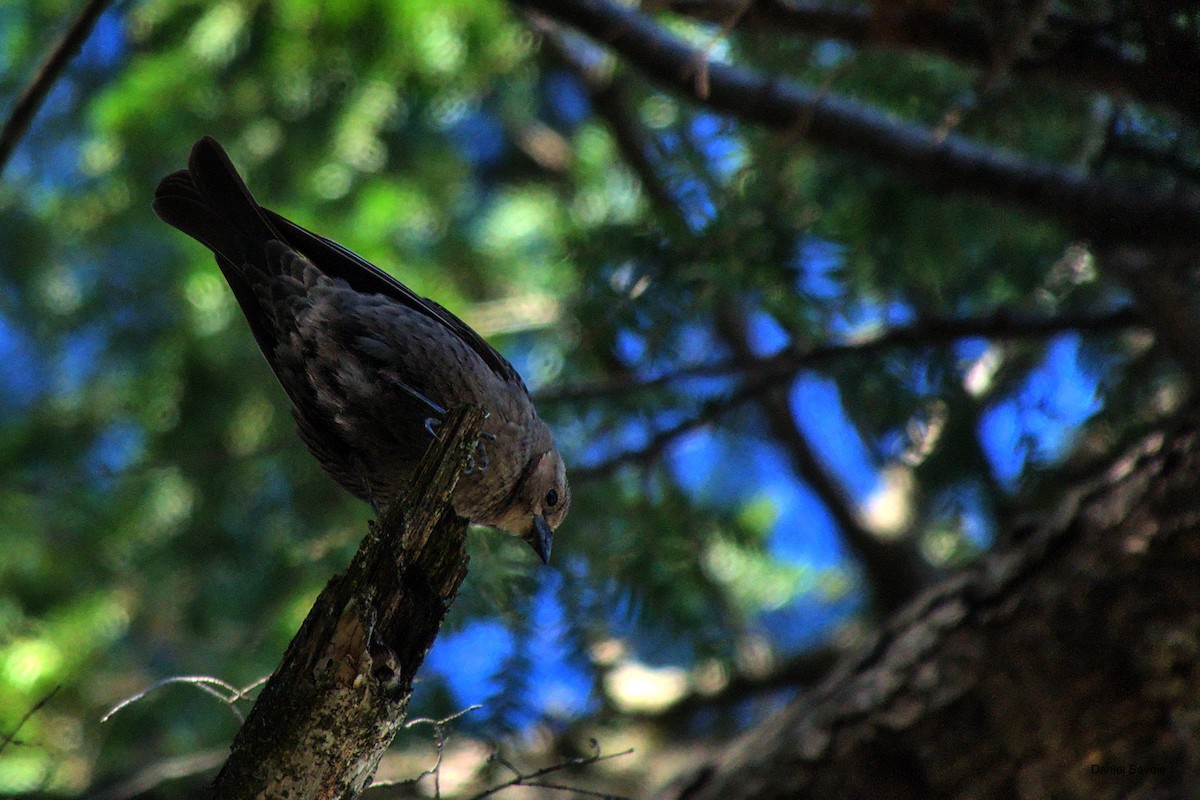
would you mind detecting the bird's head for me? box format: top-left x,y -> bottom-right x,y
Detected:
493,447 -> 570,564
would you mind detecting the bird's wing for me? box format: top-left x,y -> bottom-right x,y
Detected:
261,208 -> 530,395
155,136 -> 530,396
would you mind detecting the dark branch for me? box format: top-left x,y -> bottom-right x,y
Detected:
514,0 -> 1200,246
539,307 -> 1144,404
572,377 -> 770,482
1097,248 -> 1200,381
715,304 -> 924,614
672,423 -> 1200,799
470,747 -> 635,800
537,14 -> 776,494
533,17 -> 690,227
663,1 -> 1200,121
0,685 -> 60,755
570,303 -> 1145,606
0,0 -> 112,176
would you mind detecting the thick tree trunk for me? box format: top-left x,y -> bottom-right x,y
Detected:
670,420 -> 1200,800
212,405 -> 485,800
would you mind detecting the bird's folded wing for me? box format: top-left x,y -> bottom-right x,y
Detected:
262,208 -> 530,395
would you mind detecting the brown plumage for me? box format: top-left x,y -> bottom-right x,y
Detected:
153,136 -> 568,562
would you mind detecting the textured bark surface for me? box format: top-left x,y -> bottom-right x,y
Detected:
673,420 -> 1200,800
212,404 -> 484,800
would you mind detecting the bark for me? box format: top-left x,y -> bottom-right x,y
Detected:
1098,247 -> 1200,384
212,405 -> 485,800
669,419 -> 1200,800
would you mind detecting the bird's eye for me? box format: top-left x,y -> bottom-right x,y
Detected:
545,488 -> 559,508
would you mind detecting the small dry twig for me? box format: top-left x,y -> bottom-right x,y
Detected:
100,674 -> 269,724
370,705 -> 484,799
469,741 -> 636,800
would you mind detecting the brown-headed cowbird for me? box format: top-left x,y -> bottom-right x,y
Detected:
153,136 -> 568,562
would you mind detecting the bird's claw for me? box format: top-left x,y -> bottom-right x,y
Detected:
471,442 -> 490,474
390,373 -> 447,438
463,434 -> 494,476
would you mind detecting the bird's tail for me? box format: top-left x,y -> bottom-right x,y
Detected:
152,136 -> 280,263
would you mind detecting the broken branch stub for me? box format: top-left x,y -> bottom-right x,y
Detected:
213,403 -> 486,800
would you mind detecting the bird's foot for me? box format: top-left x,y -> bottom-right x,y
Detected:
463,444 -> 485,475
388,373 -> 447,440
463,432 -> 496,475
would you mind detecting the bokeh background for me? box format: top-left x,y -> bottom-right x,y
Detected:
1,0 -> 1194,796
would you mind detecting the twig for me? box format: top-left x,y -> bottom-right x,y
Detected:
370,705 -> 484,798
403,704 -> 485,731
100,674 -> 268,724
0,685 -> 61,755
468,744 -> 635,800
0,0 -> 113,176
679,0 -> 753,100
571,376 -> 772,482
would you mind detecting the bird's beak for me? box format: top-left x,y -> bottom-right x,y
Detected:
529,515 -> 553,564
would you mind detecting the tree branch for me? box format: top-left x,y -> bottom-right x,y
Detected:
571,377 -> 770,483
514,0 -> 1200,246
212,405 -> 485,800
0,0 -> 112,176
470,747 -> 635,800
1097,247 -> 1200,381
538,307 -> 1143,403
673,421 -> 1200,799
662,1 -> 1200,122
0,685 -> 60,755
714,304 -> 925,614
533,17 -> 690,228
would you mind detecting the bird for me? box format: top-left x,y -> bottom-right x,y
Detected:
153,136 -> 569,563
